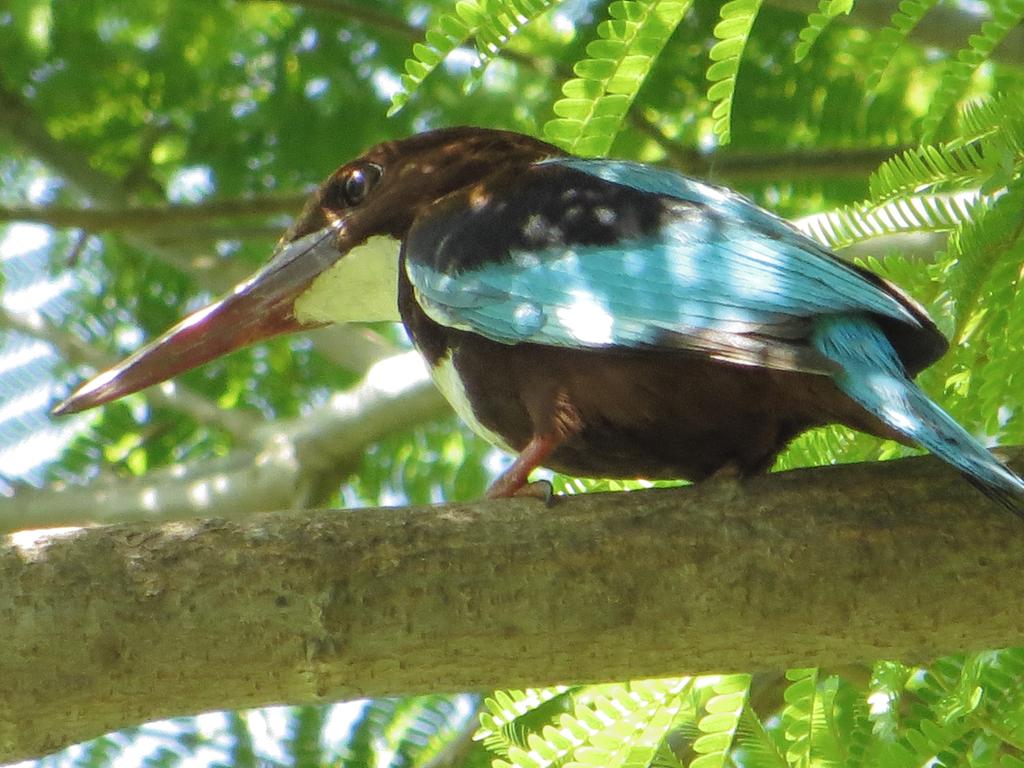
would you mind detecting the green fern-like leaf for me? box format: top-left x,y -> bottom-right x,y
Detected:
782,668 -> 818,766
793,0 -> 853,63
341,700 -> 399,768
901,716 -> 973,766
958,94 -> 1024,144
868,141 -> 990,202
705,0 -> 763,144
865,661 -> 913,747
477,687 -> 573,757
389,1 -> 487,116
865,0 -> 941,91
803,676 -> 872,768
829,678 -> 872,768
494,691 -> 606,768
492,681 -> 691,768
389,0 -> 566,113
869,96 -> 1024,203
689,675 -> 751,768
733,705 -> 787,768
925,655 -> 984,724
545,0 -> 692,156
567,679 -> 691,768
920,0 -> 1024,141
776,423 -> 881,473
388,696 -> 465,768
890,657 -> 978,766
945,176 -> 1024,342
341,697 -> 464,768
976,649 -> 1024,742
797,191 -> 981,251
464,0 -> 560,91
956,95 -> 1024,194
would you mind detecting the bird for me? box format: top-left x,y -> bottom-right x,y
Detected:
53,126 -> 1024,512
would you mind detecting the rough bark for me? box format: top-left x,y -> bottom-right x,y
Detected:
3,451 -> 1024,762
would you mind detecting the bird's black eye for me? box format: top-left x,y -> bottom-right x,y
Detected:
341,163 -> 382,207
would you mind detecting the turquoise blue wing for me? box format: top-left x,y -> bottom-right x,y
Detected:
404,159 -> 925,374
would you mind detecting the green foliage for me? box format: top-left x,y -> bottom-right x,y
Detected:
705,0 -> 763,144
478,679 -> 692,768
798,191 -> 980,252
389,0 -> 560,115
466,659 -> 1024,765
390,1 -> 487,116
945,177 -> 1024,343
545,0 -> 691,156
225,712 -> 258,768
782,668 -> 817,765
733,706 -> 787,768
476,687 -> 575,757
285,706 -> 328,767
468,660 -> 1024,768
870,96 -> 1024,202
6,0 -> 1024,767
340,697 -> 471,768
775,94 -> 1024,473
690,675 -> 750,767
865,0 -> 941,92
920,0 -> 1024,142
793,0 -> 853,64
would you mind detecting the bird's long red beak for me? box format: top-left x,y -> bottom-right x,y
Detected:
52,226 -> 341,415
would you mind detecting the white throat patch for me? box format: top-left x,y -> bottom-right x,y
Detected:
293,235 -> 402,324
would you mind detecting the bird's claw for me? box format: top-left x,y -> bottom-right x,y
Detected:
515,479 -> 556,506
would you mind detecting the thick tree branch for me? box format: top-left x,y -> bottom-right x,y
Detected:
3,450 -> 1024,762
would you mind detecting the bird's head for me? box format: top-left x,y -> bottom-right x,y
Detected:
53,127 -> 560,415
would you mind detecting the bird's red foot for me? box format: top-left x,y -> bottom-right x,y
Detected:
485,434 -> 560,500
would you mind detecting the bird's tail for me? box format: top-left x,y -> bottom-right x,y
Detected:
813,315 -> 1024,516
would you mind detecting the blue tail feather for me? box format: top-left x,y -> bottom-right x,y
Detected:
813,315 -> 1024,515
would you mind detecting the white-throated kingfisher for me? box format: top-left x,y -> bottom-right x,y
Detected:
53,127 -> 1024,511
